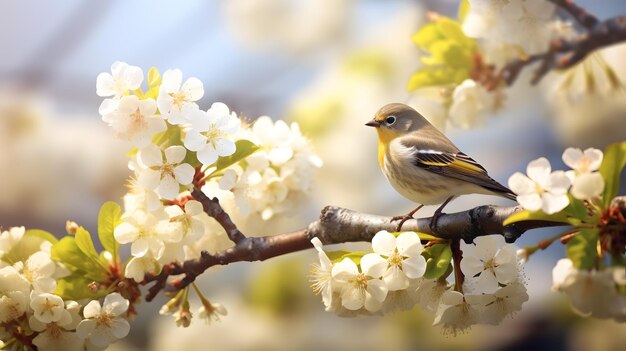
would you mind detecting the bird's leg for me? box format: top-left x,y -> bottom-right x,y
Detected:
391,204 -> 424,232
429,196 -> 455,233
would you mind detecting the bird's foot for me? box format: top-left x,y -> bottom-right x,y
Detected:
429,211 -> 444,233
391,205 -> 424,232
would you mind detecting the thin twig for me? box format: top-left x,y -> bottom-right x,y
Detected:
500,13 -> 626,85
191,188 -> 246,244
548,0 -> 599,29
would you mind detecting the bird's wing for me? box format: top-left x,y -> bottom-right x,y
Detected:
411,148 -> 515,198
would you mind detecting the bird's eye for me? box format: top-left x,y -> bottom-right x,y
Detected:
385,115 -> 396,125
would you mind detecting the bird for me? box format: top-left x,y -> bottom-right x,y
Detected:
365,103 -> 516,232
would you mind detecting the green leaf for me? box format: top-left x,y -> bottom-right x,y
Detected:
98,201 -> 121,256
326,250 -> 352,262
423,244 -> 452,279
25,229 -> 58,244
407,66 -> 468,91
436,17 -> 474,50
51,237 -> 106,281
411,23 -> 443,51
55,275 -> 107,300
599,141 -> 626,208
503,210 -> 571,226
566,228 -> 598,270
75,227 -> 99,260
214,140 -> 260,171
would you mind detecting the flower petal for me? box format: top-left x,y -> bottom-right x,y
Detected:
174,164 -> 195,185
181,77 -> 204,101
371,230 -> 396,257
138,144 -> 163,168
517,193 -> 542,212
183,131 -> 207,152
197,144 -> 218,166
548,171 -> 571,194
402,255 -> 427,279
396,232 -> 423,257
383,265 -> 409,291
571,172 -> 604,200
331,258 -> 358,280
541,193 -> 569,214
103,293 -> 129,316
508,172 -> 535,195
360,253 -> 386,278
113,223 -> 139,244
215,138 -> 236,157
157,174 -> 180,199
164,145 -> 186,164
527,157 -> 551,187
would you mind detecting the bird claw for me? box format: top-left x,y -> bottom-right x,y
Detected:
429,212 -> 443,233
390,205 -> 424,232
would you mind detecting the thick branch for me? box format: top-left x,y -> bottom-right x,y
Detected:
143,202 -> 563,301
501,13 -> 626,85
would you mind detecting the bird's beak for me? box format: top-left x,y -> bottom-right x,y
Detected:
365,119 -> 381,128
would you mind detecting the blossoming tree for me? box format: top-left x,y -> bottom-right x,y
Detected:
1,0 -> 626,349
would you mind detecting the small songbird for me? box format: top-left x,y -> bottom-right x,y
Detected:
366,103 -> 516,231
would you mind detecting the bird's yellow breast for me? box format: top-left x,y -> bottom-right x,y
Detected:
375,127 -> 398,169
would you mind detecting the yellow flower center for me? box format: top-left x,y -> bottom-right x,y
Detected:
95,313 -> 113,328
388,251 -> 404,267
169,91 -> 187,110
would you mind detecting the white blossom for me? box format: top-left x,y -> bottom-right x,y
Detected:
332,255 -> 388,312
0,266 -> 30,323
0,226 -> 25,257
508,157 -> 571,214
309,237 -> 334,310
562,147 -> 605,200
96,61 -> 144,116
96,61 -> 143,98
125,254 -> 161,282
136,144 -> 195,199
463,0 -> 556,55
164,200 -> 206,239
448,79 -> 494,129
156,69 -> 204,125
101,96 -> 166,148
184,103 -> 241,166
461,235 -> 520,294
114,210 -> 183,259
29,300 -> 84,351
551,258 -> 620,319
198,302 -> 227,324
76,293 -> 130,348
481,283 -> 529,324
415,278 -> 449,313
20,251 -> 57,292
433,290 -> 487,335
30,291 -> 67,324
371,231 -> 426,291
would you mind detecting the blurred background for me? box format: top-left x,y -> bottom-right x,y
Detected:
1,0 -> 626,350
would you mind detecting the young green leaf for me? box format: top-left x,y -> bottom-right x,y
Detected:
75,227 -> 100,260
55,275 -> 107,300
566,228 -> 598,270
25,229 -> 58,244
213,140 -> 259,171
51,237 -> 106,281
503,210 -> 571,226
599,141 -> 626,208
98,201 -> 121,256
422,244 -> 452,280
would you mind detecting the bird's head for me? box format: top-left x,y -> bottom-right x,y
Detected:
366,103 -> 430,142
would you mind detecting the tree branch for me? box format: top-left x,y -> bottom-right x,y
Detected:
500,6 -> 626,85
548,0 -> 599,29
143,202 -> 564,301
191,188 -> 246,243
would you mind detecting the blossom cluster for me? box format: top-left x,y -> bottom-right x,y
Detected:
204,116 -> 323,220
408,0 -> 585,130
508,147 -> 604,214
310,231 -> 527,334
552,259 -> 626,321
0,226 -> 131,351
96,61 -> 321,323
